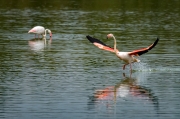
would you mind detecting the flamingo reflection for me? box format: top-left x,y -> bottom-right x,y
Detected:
89,73 -> 158,110
28,37 -> 52,51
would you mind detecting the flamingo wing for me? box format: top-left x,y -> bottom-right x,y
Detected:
86,35 -> 115,53
129,38 -> 159,56
28,26 -> 45,34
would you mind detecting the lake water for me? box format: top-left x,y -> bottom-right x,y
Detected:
0,0 -> 180,119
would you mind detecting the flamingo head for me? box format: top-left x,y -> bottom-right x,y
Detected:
107,33 -> 114,39
47,30 -> 52,37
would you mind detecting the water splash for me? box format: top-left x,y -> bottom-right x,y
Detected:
131,61 -> 180,72
133,61 -> 153,72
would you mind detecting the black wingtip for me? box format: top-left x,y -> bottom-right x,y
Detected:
86,35 -> 94,43
86,35 -> 93,43
86,35 -> 108,46
156,37 -> 159,43
154,37 -> 159,47
149,37 -> 159,50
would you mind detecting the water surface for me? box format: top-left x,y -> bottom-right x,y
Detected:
0,0 -> 180,119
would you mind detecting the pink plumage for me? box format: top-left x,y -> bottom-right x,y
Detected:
28,26 -> 52,38
86,34 -> 159,71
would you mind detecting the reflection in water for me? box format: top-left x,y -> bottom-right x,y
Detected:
88,73 -> 158,111
28,37 -> 52,51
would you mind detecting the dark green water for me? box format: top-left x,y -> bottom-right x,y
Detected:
0,0 -> 180,119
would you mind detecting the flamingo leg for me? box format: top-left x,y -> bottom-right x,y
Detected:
123,73 -> 126,77
130,63 -> 132,72
123,63 -> 128,70
123,63 -> 133,71
123,64 -> 126,70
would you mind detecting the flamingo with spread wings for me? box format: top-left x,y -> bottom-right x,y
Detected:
86,34 -> 159,71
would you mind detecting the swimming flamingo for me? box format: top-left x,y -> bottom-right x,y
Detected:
86,34 -> 159,71
28,26 -> 52,38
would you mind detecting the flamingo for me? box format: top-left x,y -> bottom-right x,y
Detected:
86,34 -> 159,71
28,26 -> 52,38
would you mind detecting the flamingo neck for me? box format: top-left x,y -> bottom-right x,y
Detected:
112,35 -> 117,52
44,29 -> 51,37
44,29 -> 48,37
